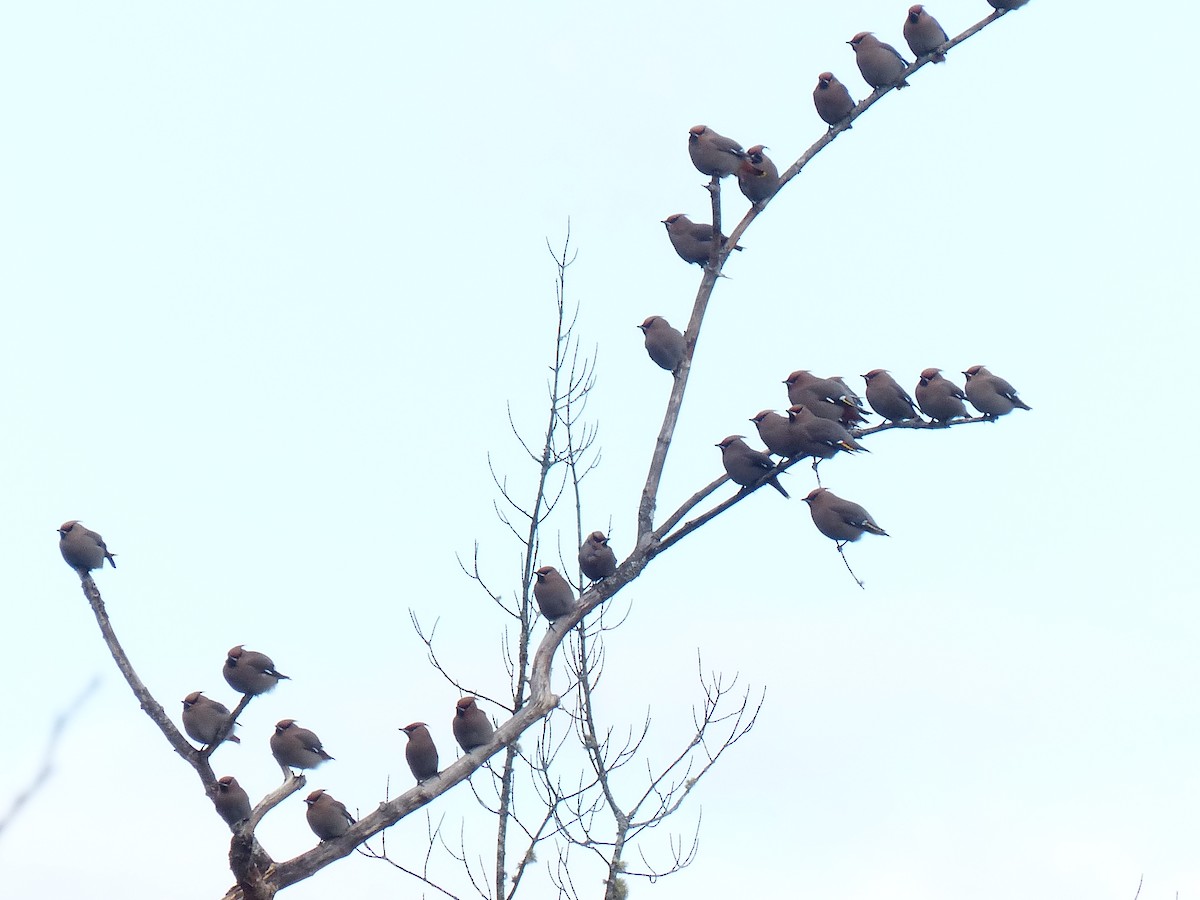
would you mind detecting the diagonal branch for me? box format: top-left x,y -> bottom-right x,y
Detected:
636,7 -> 1016,542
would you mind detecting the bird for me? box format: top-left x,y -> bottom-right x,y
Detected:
533,565 -> 577,620
814,72 -> 856,129
987,0 -> 1029,10
57,521 -> 116,574
223,645 -> 290,696
453,696 -> 494,753
786,405 -> 869,461
848,32 -> 911,90
687,125 -> 746,178
578,532 -> 617,581
802,488 -> 889,546
862,369 -> 921,422
400,722 -> 440,782
715,436 -> 789,498
903,5 -> 948,62
181,691 -> 240,747
737,145 -> 780,205
962,365 -> 1031,418
270,719 -> 334,772
749,410 -> 807,459
915,368 -> 969,423
829,377 -> 871,423
784,370 -> 869,426
304,789 -> 355,841
661,214 -> 741,267
211,775 -> 252,828
638,316 -> 686,372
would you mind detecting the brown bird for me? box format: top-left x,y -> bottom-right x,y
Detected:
904,5 -> 948,62
784,370 -> 869,426
849,32 -> 911,90
304,789 -> 355,841
181,691 -> 240,747
453,696 -> 494,753
814,72 -> 856,129
716,435 -> 789,498
688,124 -> 746,178
962,365 -> 1031,418
737,145 -> 780,205
270,719 -> 334,772
987,0 -> 1029,9
578,532 -> 617,581
786,405 -> 869,461
57,520 -> 116,574
400,722 -> 440,782
915,368 -> 968,423
803,488 -> 889,546
749,410 -> 808,459
830,377 -> 870,423
223,645 -> 290,696
862,369 -> 921,422
638,316 -> 686,372
533,565 -> 576,620
211,775 -> 252,828
661,214 -> 741,267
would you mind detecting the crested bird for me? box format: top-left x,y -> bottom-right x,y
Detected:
803,488 -> 889,546
716,435 -> 789,498
638,316 -> 686,372
400,722 -> 440,782
453,696 -> 494,753
270,719 -> 334,772
58,520 -> 116,574
849,31 -> 911,89
579,531 -> 617,581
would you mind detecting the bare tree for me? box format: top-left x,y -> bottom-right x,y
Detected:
64,8 -> 1029,899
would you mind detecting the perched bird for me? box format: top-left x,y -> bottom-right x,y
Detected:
270,719 -> 334,772
304,789 -> 355,841
803,488 -> 889,546
784,370 -> 869,426
915,368 -> 969,423
661,214 -> 741,267
638,316 -> 686,372
750,409 -> 807,459
987,0 -> 1029,9
786,405 -> 869,461
687,124 -> 745,178
453,696 -> 494,753
533,565 -> 576,621
862,369 -> 921,422
57,520 -> 116,574
181,691 -> 240,747
904,5 -> 948,62
578,532 -> 617,581
849,32 -> 911,89
223,645 -> 289,696
400,722 -> 440,782
211,775 -> 252,828
962,365 -> 1031,418
814,72 -> 856,129
737,145 -> 780,205
829,377 -> 870,423
716,436 -> 789,498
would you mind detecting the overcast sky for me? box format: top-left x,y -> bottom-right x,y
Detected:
4,2 -> 1199,898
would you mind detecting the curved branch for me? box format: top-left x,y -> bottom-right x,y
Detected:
636,7 -> 1015,541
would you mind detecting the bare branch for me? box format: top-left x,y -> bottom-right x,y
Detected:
0,676 -> 99,840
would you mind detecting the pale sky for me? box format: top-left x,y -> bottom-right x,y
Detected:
4,2 -> 1199,898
